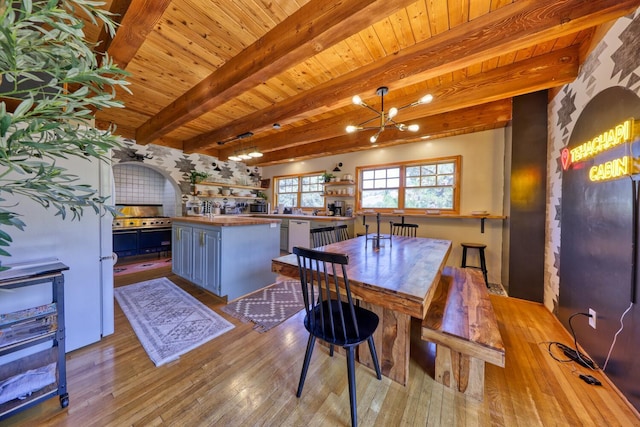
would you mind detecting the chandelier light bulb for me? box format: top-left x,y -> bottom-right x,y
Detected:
249,150 -> 263,158
346,125 -> 358,133
352,95 -> 363,106
418,94 -> 433,104
388,107 -> 398,119
228,155 -> 242,161
239,153 -> 251,160
408,124 -> 419,132
370,134 -> 378,143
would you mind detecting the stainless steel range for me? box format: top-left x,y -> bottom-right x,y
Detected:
112,217 -> 172,230
113,205 -> 172,258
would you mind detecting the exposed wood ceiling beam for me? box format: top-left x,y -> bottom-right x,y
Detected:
217,46 -> 578,161
253,100 -> 513,166
93,0 -> 131,58
134,0 -> 418,146
107,0 -> 172,69
95,120 -> 136,140
184,0 -> 637,153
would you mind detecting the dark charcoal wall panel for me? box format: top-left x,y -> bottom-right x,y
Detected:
508,91 -> 548,302
559,86 -> 640,411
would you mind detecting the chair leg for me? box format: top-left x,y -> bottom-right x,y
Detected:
296,335 -> 316,397
330,344 -> 334,357
346,346 -> 358,427
367,336 -> 382,380
480,249 -> 489,287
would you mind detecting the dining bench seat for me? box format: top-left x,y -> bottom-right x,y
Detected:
421,266 -> 505,401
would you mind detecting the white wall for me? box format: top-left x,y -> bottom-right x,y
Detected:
262,129 -> 507,284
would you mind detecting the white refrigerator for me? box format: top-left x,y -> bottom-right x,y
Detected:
0,156 -> 115,353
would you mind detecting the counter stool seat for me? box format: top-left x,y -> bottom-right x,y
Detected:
460,243 -> 488,287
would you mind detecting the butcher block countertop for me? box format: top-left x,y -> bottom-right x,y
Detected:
172,216 -> 281,226
251,214 -> 354,221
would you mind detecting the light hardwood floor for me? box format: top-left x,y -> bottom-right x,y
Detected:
4,266 -> 639,426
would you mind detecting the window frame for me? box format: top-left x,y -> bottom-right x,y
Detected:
355,156 -> 461,214
273,171 -> 325,209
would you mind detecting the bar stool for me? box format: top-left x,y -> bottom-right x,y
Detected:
460,243 -> 489,287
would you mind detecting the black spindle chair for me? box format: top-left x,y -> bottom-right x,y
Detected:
335,224 -> 350,242
310,226 -> 338,247
390,222 -> 418,237
293,246 -> 382,427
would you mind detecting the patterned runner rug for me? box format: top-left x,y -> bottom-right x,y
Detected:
221,280 -> 304,333
114,277 -> 234,366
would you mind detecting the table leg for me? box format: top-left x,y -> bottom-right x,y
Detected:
358,301 -> 410,386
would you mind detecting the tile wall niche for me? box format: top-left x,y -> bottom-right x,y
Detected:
111,138 -> 263,216
113,164 -> 177,216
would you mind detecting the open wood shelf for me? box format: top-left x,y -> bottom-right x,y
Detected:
196,181 -> 263,191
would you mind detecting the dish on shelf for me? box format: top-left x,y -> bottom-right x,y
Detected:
425,209 -> 440,215
471,210 -> 488,215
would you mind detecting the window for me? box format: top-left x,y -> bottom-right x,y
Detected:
274,173 -> 324,208
357,156 -> 460,213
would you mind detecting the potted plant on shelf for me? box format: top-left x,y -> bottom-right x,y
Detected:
255,191 -> 267,202
321,172 -> 336,183
0,1 -> 130,262
189,170 -> 209,184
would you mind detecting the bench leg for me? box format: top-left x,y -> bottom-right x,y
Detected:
434,346 -> 485,401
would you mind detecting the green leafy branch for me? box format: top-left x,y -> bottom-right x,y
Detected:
0,0 -> 130,260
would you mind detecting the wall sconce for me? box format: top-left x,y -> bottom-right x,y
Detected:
333,162 -> 343,172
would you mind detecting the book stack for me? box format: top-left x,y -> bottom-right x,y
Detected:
0,303 -> 58,348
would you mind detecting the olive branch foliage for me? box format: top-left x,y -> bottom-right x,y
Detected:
0,0 -> 130,260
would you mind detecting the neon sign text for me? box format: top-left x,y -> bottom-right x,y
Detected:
588,156 -> 631,182
569,119 -> 632,163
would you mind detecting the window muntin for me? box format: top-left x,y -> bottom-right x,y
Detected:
274,173 -> 324,208
357,157 -> 460,212
361,167 -> 400,208
276,177 -> 298,207
300,175 -> 324,207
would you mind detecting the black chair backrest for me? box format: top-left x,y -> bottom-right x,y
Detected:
335,224 -> 350,242
293,246 -> 360,340
390,222 -> 418,237
310,226 -> 338,247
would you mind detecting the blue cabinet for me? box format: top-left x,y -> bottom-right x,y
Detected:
192,227 -> 221,295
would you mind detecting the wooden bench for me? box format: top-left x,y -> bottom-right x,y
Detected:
421,266 -> 505,401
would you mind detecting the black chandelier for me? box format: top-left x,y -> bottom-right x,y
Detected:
345,86 -> 433,143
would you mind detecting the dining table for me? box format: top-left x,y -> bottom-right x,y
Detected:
271,234 -> 452,386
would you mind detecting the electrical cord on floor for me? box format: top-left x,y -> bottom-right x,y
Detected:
567,312 -> 597,370
540,341 -> 602,386
602,301 -> 633,371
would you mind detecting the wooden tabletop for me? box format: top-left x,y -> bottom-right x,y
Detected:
272,235 -> 452,318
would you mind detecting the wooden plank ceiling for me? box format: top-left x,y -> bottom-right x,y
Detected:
87,0 -> 640,166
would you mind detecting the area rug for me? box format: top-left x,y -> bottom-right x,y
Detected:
114,277 -> 234,366
114,258 -> 172,277
488,282 -> 508,296
221,280 -> 304,333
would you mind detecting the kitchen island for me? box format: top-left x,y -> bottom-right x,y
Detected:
172,216 -> 281,301
251,214 -> 355,252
